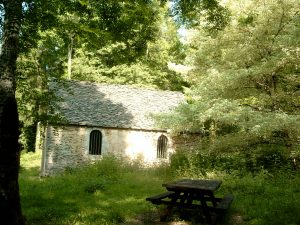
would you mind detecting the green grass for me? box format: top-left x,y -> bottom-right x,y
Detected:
220,172 -> 300,225
19,152 -> 300,225
20,152 -> 170,225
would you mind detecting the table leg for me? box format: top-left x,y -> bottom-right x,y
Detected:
198,193 -> 213,224
160,192 -> 180,222
160,205 -> 173,222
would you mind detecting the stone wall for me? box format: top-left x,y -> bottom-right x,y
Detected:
41,124 -> 174,175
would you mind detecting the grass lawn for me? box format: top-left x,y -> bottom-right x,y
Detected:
19,151 -> 300,225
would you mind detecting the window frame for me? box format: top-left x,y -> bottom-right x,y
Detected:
157,134 -> 168,159
89,130 -> 102,155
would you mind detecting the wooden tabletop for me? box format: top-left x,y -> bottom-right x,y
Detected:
162,179 -> 222,192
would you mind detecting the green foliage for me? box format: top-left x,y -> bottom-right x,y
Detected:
158,0 -> 300,169
171,0 -> 231,31
16,30 -> 66,151
83,0 -> 159,58
20,153 -> 170,225
71,3 -> 189,91
170,143 -> 299,178
20,151 -> 300,225
225,172 -> 300,225
16,0 -> 189,151
54,0 -> 162,71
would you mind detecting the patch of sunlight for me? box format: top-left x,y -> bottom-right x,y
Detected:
94,199 -> 110,207
114,196 -> 143,205
20,150 -> 42,169
203,171 -> 219,179
205,171 -> 228,179
94,190 -> 105,197
69,210 -> 109,224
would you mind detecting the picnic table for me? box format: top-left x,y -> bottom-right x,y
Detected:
146,179 -> 233,224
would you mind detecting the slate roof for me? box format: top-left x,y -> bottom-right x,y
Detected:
51,80 -> 184,131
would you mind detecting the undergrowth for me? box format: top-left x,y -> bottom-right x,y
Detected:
19,151 -> 300,225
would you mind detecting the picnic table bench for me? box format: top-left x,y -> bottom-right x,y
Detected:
146,179 -> 233,224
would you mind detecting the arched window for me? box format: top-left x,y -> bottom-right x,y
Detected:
89,130 -> 102,155
157,134 -> 168,159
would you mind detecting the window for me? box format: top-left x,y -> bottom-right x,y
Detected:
89,130 -> 102,155
157,134 -> 168,159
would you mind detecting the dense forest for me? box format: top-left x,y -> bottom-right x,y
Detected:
0,0 -> 299,224
156,0 -> 300,174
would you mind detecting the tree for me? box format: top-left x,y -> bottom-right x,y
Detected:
70,0 -> 161,83
170,0 -> 230,31
0,0 -> 231,223
0,0 -> 25,224
17,30 -> 66,151
70,2 -> 189,91
19,1 -> 188,91
157,0 -> 300,170
16,0 -> 165,151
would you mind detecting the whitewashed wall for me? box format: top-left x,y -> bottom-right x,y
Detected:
41,124 -> 173,175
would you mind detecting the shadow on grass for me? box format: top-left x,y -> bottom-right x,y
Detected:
20,157 -> 300,225
19,165 -> 167,225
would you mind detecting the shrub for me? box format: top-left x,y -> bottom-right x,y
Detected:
170,143 -> 298,177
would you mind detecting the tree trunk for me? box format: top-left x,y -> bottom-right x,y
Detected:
67,33 -> 74,80
0,0 -> 25,224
